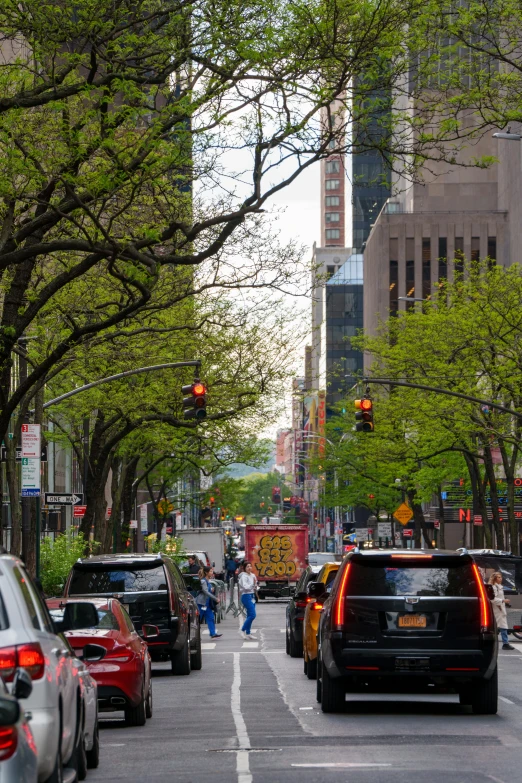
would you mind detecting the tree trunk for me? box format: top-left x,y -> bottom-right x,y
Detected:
408,492 -> 433,548
120,457 -> 139,553
499,440 -> 519,555
107,456 -> 122,554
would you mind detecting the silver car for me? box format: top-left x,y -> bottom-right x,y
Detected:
0,669 -> 38,783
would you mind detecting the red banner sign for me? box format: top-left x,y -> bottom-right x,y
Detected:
403,529 -> 413,538
73,506 -> 87,517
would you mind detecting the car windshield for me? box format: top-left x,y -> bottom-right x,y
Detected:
48,606 -> 120,630
69,564 -> 167,594
346,559 -> 479,597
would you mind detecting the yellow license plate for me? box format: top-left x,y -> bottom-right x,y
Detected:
398,615 -> 426,628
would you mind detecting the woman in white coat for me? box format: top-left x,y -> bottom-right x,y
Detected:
489,572 -> 515,650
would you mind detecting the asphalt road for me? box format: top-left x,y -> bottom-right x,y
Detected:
89,600 -> 522,783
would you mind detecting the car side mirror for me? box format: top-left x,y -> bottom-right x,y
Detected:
307,582 -> 327,599
82,644 -> 107,662
0,697 -> 20,725
12,668 -> 33,700
142,624 -> 160,640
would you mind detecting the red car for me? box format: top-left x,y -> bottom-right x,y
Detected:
46,597 -> 154,726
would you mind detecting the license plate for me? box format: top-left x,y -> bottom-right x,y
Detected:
398,614 -> 426,628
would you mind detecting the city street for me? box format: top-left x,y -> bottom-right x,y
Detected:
90,602 -> 522,783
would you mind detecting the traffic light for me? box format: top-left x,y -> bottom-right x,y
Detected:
182,379 -> 207,421
355,397 -> 374,432
272,486 -> 281,503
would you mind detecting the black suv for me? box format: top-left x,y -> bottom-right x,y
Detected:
317,549 -> 498,714
64,553 -> 201,674
286,565 -> 320,657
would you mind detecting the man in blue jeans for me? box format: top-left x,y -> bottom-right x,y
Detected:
238,561 -> 258,639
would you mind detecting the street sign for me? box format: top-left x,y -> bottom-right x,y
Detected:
434,520 -> 440,529
1,445 -> 47,463
378,522 -> 392,538
44,493 -> 83,506
129,520 -> 138,529
393,502 -> 414,526
403,529 -> 413,538
21,458 -> 40,497
473,515 -> 483,526
21,424 -> 40,458
73,506 -> 87,517
140,504 -> 148,532
355,527 -> 370,541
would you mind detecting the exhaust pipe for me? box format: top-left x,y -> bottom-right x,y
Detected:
110,697 -> 126,706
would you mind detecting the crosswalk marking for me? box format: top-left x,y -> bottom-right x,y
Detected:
242,641 -> 259,649
202,643 -> 216,650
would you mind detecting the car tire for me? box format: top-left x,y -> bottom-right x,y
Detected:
125,683 -> 147,726
77,717 -> 88,781
320,661 -> 346,713
470,669 -> 498,715
171,638 -> 191,676
307,657 -> 318,680
146,680 -> 153,719
288,628 -> 302,658
285,627 -> 290,655
86,721 -> 100,769
191,626 -> 203,671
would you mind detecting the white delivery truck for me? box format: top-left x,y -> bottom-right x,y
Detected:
177,528 -> 226,578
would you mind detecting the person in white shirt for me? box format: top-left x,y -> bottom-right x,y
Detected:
238,562 -> 258,639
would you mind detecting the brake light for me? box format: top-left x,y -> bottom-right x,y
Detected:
295,598 -> 312,608
472,563 -> 492,631
346,666 -> 379,671
0,726 -> 18,761
0,643 -> 45,682
312,602 -> 323,611
103,647 -> 133,663
0,647 -> 17,682
390,554 -> 433,559
335,563 -> 351,628
18,644 -> 45,680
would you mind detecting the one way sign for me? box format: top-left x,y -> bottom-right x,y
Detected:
45,493 -> 83,506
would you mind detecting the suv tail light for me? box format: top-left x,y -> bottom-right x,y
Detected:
0,726 -> 18,761
334,563 -> 351,630
0,644 -> 44,682
295,598 -> 312,609
472,563 -> 493,632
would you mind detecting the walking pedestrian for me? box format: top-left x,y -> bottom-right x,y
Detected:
238,561 -> 258,640
197,567 -> 222,639
225,555 -> 238,585
489,571 -> 515,650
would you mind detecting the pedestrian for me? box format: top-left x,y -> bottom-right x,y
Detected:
187,555 -> 200,574
197,567 -> 222,639
238,561 -> 258,640
225,555 -> 238,584
489,571 -> 515,650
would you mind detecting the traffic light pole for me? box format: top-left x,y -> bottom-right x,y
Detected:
363,378 -> 522,419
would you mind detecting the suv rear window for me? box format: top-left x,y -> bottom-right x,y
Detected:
69,564 -> 167,594
347,559 -> 479,597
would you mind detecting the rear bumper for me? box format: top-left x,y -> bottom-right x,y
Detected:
98,685 -> 138,711
323,635 -> 497,681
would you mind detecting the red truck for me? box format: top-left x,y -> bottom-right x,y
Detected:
244,524 -> 308,599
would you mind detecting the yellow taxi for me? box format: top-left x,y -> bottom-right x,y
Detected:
302,561 -> 339,680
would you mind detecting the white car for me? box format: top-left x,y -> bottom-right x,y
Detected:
0,553 -> 81,782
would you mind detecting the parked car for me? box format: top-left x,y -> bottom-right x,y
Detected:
63,553 -> 201,674
285,565 -> 321,658
0,553 -> 82,782
47,597 -> 152,727
303,562 -> 339,679
0,669 -> 38,783
44,617 -> 99,775
316,549 -> 498,714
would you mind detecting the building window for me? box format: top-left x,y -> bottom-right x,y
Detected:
455,236 -> 464,276
325,160 -> 340,174
471,236 -> 480,262
325,179 -> 340,190
438,237 -> 447,281
325,212 -> 340,223
326,265 -> 335,279
422,238 -> 431,301
390,251 -> 398,316
325,229 -> 340,240
325,196 -> 340,207
487,236 -> 496,268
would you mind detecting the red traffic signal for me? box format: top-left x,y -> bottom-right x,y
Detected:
354,398 -> 374,432
182,379 -> 207,421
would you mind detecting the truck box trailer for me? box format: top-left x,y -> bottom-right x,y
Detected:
176,528 -> 226,578
244,524 -> 308,599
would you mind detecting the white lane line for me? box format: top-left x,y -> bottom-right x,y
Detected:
101,743 -> 126,747
299,707 -> 313,711
242,642 -> 259,649
292,763 -> 392,769
499,696 -> 515,705
280,629 -> 286,633
202,643 -> 216,650
232,652 -> 252,783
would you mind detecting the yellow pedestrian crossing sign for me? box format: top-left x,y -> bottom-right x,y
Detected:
393,503 -> 414,526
